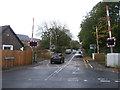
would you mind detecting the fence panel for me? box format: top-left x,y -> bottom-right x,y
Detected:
1,48 -> 32,68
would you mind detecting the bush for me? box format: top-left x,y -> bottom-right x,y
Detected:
36,50 -> 51,61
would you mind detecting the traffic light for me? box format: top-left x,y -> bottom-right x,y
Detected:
106,37 -> 116,47
28,41 -> 38,47
30,42 -> 37,46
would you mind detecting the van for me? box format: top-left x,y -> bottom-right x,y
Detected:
65,49 -> 71,54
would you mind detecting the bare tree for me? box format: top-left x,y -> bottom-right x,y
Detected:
37,20 -> 72,52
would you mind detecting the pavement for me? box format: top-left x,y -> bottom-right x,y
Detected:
2,60 -> 49,71
86,60 -> 120,74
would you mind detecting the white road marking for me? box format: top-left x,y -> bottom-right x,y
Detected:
115,80 -> 120,83
68,78 -> 79,82
72,72 -> 76,74
86,60 -> 93,68
45,55 -> 75,81
98,78 -> 111,83
100,80 -> 111,82
84,80 -> 87,82
97,78 -> 102,80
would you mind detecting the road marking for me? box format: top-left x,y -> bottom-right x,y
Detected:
84,80 -> 87,82
115,80 -> 120,83
68,78 -> 79,82
100,80 -> 111,82
97,78 -> 111,83
45,55 -> 75,81
72,72 -> 76,74
83,59 -> 88,68
86,60 -> 93,68
97,78 -> 102,80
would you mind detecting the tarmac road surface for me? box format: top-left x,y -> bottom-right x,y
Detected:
2,54 -> 120,88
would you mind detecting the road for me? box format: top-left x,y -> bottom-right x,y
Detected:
2,54 -> 120,88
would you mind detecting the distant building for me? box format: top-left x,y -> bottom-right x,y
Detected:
17,34 -> 40,41
17,34 -> 40,47
17,34 -> 30,41
0,25 -> 24,50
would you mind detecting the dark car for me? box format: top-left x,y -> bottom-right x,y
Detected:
50,54 -> 64,64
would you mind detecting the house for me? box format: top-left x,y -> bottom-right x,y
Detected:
0,25 -> 24,50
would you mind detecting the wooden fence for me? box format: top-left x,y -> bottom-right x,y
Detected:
0,48 -> 32,68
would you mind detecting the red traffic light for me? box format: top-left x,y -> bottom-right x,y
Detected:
106,37 -> 116,47
28,41 -> 38,47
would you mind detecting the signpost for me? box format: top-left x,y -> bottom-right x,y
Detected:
90,44 -> 96,53
50,45 -> 56,50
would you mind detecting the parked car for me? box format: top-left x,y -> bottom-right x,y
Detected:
74,51 -> 83,58
50,54 -> 64,64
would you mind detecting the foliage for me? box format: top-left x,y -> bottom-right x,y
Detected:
37,21 -> 72,53
78,2 -> 120,54
71,40 -> 80,50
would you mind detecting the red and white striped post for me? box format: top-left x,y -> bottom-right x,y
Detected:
31,18 -> 34,41
31,18 -> 34,63
106,5 -> 112,37
106,5 -> 113,53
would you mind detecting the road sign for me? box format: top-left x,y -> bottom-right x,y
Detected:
106,37 -> 116,47
28,41 -> 38,47
50,45 -> 55,49
90,44 -> 96,49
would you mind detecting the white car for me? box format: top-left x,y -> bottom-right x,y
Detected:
72,50 -> 77,54
74,51 -> 83,58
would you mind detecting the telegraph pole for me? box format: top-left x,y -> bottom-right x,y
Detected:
96,26 -> 99,53
49,31 -> 52,50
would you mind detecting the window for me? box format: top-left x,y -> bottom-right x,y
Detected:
3,45 -> 13,50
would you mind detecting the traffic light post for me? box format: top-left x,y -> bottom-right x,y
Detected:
106,5 -> 115,53
28,18 -> 38,63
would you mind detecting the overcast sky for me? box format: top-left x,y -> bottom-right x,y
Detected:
0,0 -> 102,40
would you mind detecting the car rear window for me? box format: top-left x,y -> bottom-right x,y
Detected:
52,54 -> 59,57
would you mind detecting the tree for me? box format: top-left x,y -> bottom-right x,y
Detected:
37,21 -> 72,53
71,40 -> 80,50
78,2 -> 120,53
